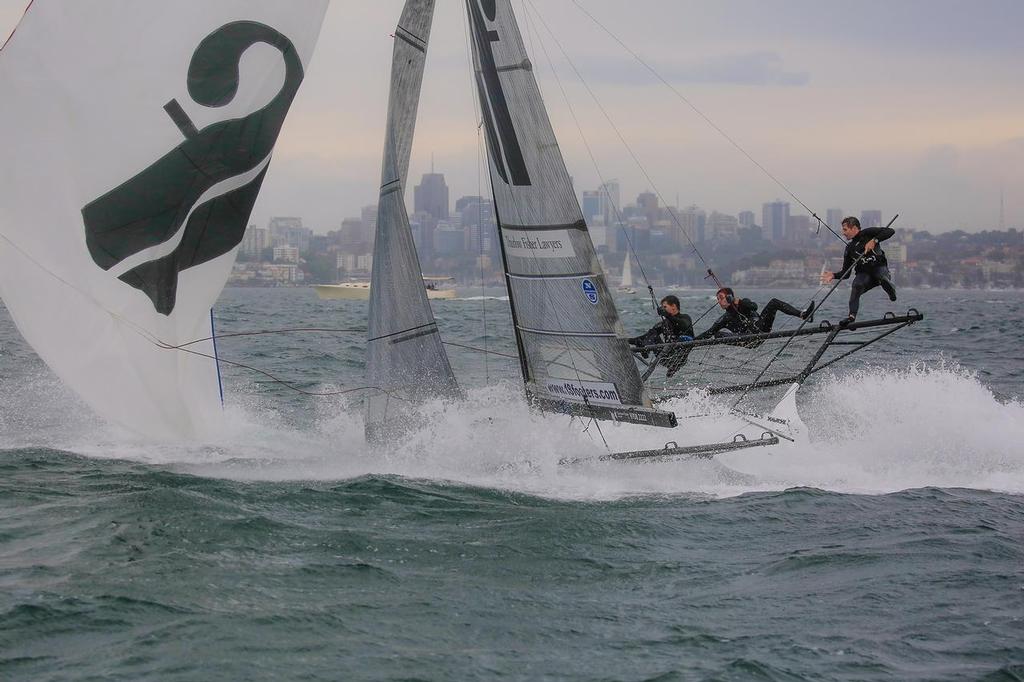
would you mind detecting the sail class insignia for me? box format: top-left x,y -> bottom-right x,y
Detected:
81,21 -> 306,315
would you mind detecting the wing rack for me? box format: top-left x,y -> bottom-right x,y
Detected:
636,309 -> 925,396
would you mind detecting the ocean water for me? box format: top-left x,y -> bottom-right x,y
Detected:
1,287 -> 1023,680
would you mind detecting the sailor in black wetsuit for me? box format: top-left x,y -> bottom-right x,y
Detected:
821,216 -> 897,327
696,287 -> 814,339
628,295 -> 694,377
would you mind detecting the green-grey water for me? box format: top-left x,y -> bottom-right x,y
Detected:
2,288 -> 1023,680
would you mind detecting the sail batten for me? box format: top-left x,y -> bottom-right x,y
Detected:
365,0 -> 460,441
466,0 -> 674,426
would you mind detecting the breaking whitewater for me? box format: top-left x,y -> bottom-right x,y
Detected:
2,287 -> 1022,495
2,288 -> 1023,680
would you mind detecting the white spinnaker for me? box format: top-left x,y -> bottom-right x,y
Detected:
0,2 -> 329,439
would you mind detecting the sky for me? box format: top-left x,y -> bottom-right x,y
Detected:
2,1 -> 1021,234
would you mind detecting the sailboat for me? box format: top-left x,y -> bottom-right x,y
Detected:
0,2 -> 331,439
618,254 -> 636,295
366,0 -> 925,460
359,0 -> 775,458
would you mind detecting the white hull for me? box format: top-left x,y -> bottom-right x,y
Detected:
313,283 -> 456,301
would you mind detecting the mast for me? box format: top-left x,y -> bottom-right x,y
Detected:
465,0 -> 675,428
365,0 -> 461,442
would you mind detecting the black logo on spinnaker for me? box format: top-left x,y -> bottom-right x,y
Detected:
82,21 -> 305,315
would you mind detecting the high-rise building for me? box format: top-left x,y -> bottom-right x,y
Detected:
410,210 -> 437,260
272,245 -> 300,264
455,195 -> 481,212
361,205 -> 378,240
600,179 -> 620,225
581,190 -> 602,222
414,172 -> 449,221
826,208 -> 844,230
860,209 -> 883,228
588,218 -> 609,251
676,205 -> 706,245
338,217 -> 369,254
240,225 -> 269,258
637,191 -> 658,227
433,221 -> 464,255
786,214 -> 812,244
457,195 -> 496,253
707,212 -> 739,242
738,210 -> 756,228
268,216 -> 312,252
762,201 -> 790,242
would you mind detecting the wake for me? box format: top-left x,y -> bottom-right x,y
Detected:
2,361 -> 1022,500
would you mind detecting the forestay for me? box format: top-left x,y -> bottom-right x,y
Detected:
366,0 -> 461,441
466,0 -> 674,428
0,2 -> 329,438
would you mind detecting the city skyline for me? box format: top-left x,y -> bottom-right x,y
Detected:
1,1 -> 1021,234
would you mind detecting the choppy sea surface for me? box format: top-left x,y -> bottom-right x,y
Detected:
1,287 -> 1023,681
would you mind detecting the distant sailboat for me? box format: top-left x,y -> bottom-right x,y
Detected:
618,254 -> 636,294
0,2 -> 330,438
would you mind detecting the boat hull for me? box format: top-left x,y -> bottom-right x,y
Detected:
313,284 -> 456,300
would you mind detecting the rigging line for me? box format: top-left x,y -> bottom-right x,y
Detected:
523,2 -> 613,452
170,327 -> 368,349
730,252 -> 866,412
443,340 -> 519,360
568,0 -> 845,245
0,228 -> 396,401
690,301 -> 720,327
524,0 -> 715,275
367,321 -> 437,343
0,229 -> 170,349
730,212 -> 899,411
521,0 -> 654,304
154,339 -> 404,399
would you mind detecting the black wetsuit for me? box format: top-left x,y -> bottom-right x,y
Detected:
833,227 -> 897,317
697,297 -> 806,339
630,312 -> 694,347
629,312 -> 694,377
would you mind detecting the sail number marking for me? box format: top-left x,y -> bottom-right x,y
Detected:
581,278 -> 599,305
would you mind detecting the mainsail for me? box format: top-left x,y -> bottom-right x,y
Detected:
0,2 -> 329,438
466,0 -> 675,428
365,0 -> 461,441
620,254 -> 634,289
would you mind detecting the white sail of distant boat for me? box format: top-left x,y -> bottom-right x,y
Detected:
365,0 -> 461,442
465,0 -> 675,428
618,254 -> 636,293
0,2 -> 329,438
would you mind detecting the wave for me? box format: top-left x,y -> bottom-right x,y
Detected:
2,361 -> 1022,500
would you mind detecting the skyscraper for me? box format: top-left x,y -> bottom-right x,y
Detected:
581,190 -> 602,222
414,172 -> 449,221
738,210 -> 755,228
600,179 -> 620,225
860,209 -> 883,228
762,201 -> 790,242
826,208 -> 844,230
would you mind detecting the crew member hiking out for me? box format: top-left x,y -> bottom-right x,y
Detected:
628,295 -> 694,377
820,216 -> 897,327
697,287 -> 814,340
